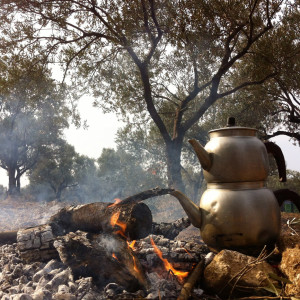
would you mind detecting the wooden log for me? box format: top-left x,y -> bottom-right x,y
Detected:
17,224 -> 59,262
0,230 -> 18,245
50,202 -> 153,240
53,230 -> 149,292
115,187 -> 175,206
177,260 -> 204,300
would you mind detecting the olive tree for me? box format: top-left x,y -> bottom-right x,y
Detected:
1,0 -> 298,191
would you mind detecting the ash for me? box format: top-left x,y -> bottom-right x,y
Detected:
0,233 -> 210,300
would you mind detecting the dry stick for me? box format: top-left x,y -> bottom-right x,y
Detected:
236,297 -> 291,300
115,187 -> 175,206
177,259 -> 204,300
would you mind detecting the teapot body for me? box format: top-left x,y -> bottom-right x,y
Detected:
204,127 -> 269,183
199,185 -> 281,253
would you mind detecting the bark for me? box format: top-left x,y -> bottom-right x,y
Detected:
50,201 -> 153,240
8,166 -> 18,195
166,139 -> 185,192
53,231 -> 148,291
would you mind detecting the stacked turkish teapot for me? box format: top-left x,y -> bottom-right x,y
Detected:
172,117 -> 286,254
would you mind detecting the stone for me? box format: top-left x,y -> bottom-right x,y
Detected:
203,249 -> 279,298
44,269 -> 71,291
11,294 -> 33,300
280,244 -> 300,297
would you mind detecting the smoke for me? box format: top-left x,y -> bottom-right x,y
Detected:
97,234 -> 122,255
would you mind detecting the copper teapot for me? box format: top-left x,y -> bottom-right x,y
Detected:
172,117 -> 286,253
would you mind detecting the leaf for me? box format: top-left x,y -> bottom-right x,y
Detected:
268,272 -> 292,284
263,277 -> 281,296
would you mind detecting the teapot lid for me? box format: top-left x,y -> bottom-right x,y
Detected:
209,117 -> 257,138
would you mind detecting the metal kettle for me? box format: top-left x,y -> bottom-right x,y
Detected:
172,117 -> 286,253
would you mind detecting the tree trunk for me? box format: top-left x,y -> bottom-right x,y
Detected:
8,166 -> 18,195
166,139 -> 185,192
16,168 -> 21,193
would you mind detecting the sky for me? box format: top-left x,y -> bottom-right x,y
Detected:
0,96 -> 299,188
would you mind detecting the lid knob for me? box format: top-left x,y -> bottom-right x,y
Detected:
227,117 -> 236,127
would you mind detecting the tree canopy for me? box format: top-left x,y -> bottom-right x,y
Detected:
0,54 -> 71,194
1,0 -> 299,191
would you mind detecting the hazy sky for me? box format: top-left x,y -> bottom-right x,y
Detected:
0,96 -> 299,188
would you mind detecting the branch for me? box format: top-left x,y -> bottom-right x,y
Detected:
265,130 -> 300,141
218,72 -> 277,98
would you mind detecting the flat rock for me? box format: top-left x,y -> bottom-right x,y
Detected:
203,249 -> 278,298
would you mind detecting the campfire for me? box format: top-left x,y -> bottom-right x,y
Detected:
0,187 -> 299,299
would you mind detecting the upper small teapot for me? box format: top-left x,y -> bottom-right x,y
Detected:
189,117 -> 286,184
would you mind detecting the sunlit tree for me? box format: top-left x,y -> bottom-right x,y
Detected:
0,55 -> 71,194
1,0 -> 298,191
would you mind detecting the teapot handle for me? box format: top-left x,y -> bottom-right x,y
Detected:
264,141 -> 287,182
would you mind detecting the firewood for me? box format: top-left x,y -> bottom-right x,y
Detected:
177,259 -> 204,300
115,187 -> 175,206
50,202 -> 152,240
53,230 -> 149,291
0,230 -> 17,245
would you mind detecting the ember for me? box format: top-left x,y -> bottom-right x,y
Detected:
150,237 -> 189,282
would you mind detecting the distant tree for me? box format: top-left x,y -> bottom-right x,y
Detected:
267,170 -> 300,195
29,141 -> 87,201
0,55 -> 71,195
97,148 -> 163,201
1,0 -> 298,192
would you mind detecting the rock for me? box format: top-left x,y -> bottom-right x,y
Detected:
280,244 -> 300,297
44,269 -> 72,291
11,294 -> 33,300
203,249 -> 279,298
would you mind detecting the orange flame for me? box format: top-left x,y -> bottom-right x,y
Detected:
108,198 -> 121,208
150,238 -> 189,281
110,211 -> 127,238
112,253 -> 119,261
128,240 -> 136,250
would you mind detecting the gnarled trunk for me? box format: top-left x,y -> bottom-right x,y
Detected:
166,139 -> 185,192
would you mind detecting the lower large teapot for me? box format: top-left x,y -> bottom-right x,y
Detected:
172,185 -> 281,253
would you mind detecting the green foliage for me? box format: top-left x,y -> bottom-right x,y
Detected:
267,169 -> 300,195
97,147 -> 164,201
0,54 -> 71,194
29,141 -> 97,201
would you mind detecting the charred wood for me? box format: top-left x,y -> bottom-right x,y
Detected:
53,230 -> 148,292
50,202 -> 152,240
17,224 -> 58,262
152,217 -> 191,240
115,187 -> 175,206
0,230 -> 17,245
177,260 -> 204,300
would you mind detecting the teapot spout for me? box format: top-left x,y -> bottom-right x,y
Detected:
171,190 -> 202,228
189,139 -> 212,171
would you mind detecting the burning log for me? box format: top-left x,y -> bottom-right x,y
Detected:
50,201 -> 152,240
53,230 -> 148,292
